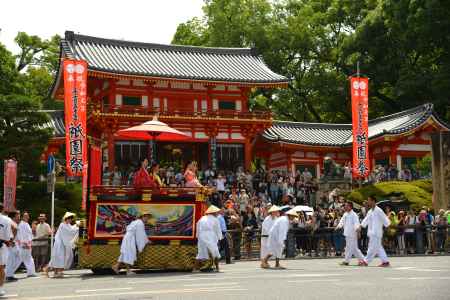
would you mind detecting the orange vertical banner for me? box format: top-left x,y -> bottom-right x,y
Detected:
351,77 -> 369,178
3,159 -> 17,212
63,60 -> 88,177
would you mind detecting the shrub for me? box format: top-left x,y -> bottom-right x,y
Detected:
15,181 -> 83,224
347,180 -> 432,211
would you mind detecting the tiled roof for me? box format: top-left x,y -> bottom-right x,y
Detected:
59,31 -> 288,85
41,110 -> 65,138
263,103 -> 449,147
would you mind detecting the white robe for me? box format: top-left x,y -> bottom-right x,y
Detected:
118,219 -> 149,265
361,206 -> 390,263
49,223 -> 79,269
10,221 -> 36,275
268,216 -> 290,259
260,215 -> 277,259
337,210 -> 364,262
6,219 -> 19,277
196,215 -> 223,260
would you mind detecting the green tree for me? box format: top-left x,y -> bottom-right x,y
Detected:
0,95 -> 52,179
343,0 -> 450,118
172,0 -> 450,123
0,35 -> 55,181
14,32 -> 62,110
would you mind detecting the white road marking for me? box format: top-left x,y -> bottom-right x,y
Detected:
16,287 -> 248,300
184,282 -> 240,287
288,279 -> 341,283
394,267 -> 416,270
75,287 -> 132,293
388,276 -> 450,281
4,294 -> 19,298
290,273 -> 343,277
127,272 -> 345,285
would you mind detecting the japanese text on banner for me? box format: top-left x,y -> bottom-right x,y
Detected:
3,159 -> 17,212
351,77 -> 369,178
63,60 -> 87,177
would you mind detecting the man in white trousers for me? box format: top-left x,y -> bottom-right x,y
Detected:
5,211 -> 20,282
335,202 -> 364,266
9,212 -> 36,277
359,195 -> 391,267
260,205 -> 280,268
0,204 -> 13,296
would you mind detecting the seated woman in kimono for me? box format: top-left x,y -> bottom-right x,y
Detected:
149,163 -> 163,188
133,159 -> 157,188
112,212 -> 151,275
184,161 -> 202,188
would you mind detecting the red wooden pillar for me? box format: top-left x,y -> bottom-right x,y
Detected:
107,133 -> 115,172
286,151 -> 293,175
244,138 -> 252,171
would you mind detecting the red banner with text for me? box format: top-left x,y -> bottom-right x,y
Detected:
351,77 -> 369,178
3,159 -> 17,212
63,60 -> 88,177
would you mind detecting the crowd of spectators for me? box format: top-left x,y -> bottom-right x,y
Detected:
103,162 -> 446,261
368,164 -> 425,183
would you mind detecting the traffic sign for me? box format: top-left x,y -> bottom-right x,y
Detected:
47,155 -> 55,174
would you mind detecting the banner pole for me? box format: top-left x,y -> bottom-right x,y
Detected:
357,61 -> 360,77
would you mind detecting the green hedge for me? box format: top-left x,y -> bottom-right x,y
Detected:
347,180 -> 432,211
15,181 -> 84,224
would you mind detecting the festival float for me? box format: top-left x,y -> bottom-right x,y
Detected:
79,118 -> 214,273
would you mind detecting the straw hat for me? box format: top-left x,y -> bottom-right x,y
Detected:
286,209 -> 298,217
205,205 -> 221,214
62,212 -> 76,220
140,211 -> 152,217
268,205 -> 281,213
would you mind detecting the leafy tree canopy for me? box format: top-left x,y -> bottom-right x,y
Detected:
172,0 -> 450,123
0,32 -> 60,179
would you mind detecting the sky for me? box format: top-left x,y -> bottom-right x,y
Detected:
0,0 -> 204,54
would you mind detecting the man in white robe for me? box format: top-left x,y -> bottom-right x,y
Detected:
260,205 -> 280,268
5,211 -> 20,282
335,202 -> 364,266
263,209 -> 298,269
193,205 -> 223,272
112,212 -> 151,275
9,212 -> 36,277
0,204 -> 13,296
45,212 -> 79,278
360,195 -> 391,267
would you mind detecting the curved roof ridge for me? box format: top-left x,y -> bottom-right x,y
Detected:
274,120 -> 351,129
369,103 -> 433,125
64,31 -> 256,56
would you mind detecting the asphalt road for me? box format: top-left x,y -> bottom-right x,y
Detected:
3,256 -> 450,300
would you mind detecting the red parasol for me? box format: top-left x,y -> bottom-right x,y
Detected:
116,116 -> 189,163
116,116 -> 189,141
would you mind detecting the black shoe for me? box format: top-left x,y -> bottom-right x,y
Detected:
6,277 -> 18,282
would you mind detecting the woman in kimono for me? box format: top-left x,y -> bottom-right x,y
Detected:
133,159 -> 156,188
193,205 -> 223,272
112,212 -> 151,275
45,212 -> 79,278
184,161 -> 202,188
260,205 -> 280,268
